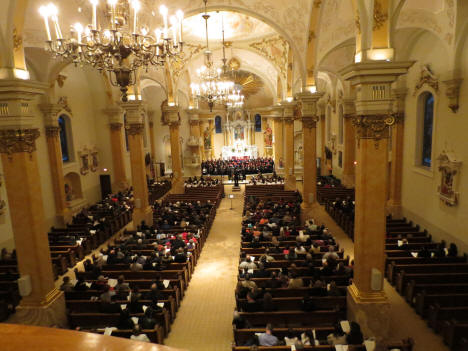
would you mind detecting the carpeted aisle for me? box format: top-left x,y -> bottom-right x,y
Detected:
164,185 -> 243,351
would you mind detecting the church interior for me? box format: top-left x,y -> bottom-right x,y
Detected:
0,0 -> 467,350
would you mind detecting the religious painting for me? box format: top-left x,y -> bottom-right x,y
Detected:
263,123 -> 273,147
90,148 -> 98,172
215,116 -> 222,134
255,113 -> 262,132
437,151 -> 462,206
78,148 -> 90,175
234,125 -> 244,141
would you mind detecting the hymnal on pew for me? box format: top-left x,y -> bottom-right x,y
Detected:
340,320 -> 351,333
163,280 -> 170,288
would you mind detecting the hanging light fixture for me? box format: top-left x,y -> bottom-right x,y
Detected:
190,1 -> 236,112
38,0 -> 184,102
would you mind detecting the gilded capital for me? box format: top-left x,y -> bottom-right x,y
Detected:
126,123 -> 145,135
110,122 -> 123,131
0,128 -> 40,155
302,116 -> 319,129
45,126 -> 60,137
352,115 -> 395,148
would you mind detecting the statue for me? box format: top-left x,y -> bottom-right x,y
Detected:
264,123 -> 273,147
203,127 -> 212,149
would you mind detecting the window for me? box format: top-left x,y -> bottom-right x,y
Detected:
58,115 -> 70,162
421,93 -> 434,167
215,116 -> 222,133
255,114 -> 262,132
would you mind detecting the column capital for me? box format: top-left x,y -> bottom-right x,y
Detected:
296,91 -> 324,118
45,126 -> 60,137
39,103 -> 63,127
109,122 -> 123,131
352,114 -> 395,147
126,123 -> 145,136
280,100 -> 297,119
302,116 -> 319,129
119,100 -> 146,125
103,105 -> 124,124
0,128 -> 40,155
163,105 -> 181,126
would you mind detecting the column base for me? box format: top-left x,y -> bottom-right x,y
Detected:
8,288 -> 67,328
386,201 -> 403,219
284,175 -> 296,190
347,284 -> 390,349
342,174 -> 355,188
132,206 -> 153,228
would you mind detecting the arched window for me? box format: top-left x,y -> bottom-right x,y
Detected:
215,116 -> 222,133
420,93 -> 434,167
58,115 -> 70,162
255,114 -> 262,132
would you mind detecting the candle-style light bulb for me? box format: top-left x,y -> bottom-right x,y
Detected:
159,5 -> 168,38
89,0 -> 99,30
176,10 -> 183,43
39,6 -> 52,41
131,0 -> 140,34
170,16 -> 177,44
47,3 -> 62,39
74,22 -> 83,43
107,0 -> 117,29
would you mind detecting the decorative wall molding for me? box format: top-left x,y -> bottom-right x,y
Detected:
437,150 -> 462,206
352,114 -> 395,149
413,65 -> 439,96
90,147 -> 99,172
78,147 -> 90,175
0,129 -> 40,155
57,96 -> 72,114
249,35 -> 289,79
443,78 -> 463,113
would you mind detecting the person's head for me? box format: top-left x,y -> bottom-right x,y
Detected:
63,276 -> 70,284
265,323 -> 273,334
287,327 -> 295,339
132,325 -> 142,336
244,274 -> 251,281
118,275 -> 125,284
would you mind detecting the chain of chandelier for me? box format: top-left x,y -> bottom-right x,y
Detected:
190,0 -> 244,111
38,0 -> 244,106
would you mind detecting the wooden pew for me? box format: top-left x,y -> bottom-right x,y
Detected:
415,292 -> 468,317
427,304 -> 468,332
236,296 -> 346,312
84,326 -> 165,345
238,310 -> 345,327
405,282 -> 468,305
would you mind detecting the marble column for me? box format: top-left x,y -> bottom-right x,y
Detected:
0,80 -> 66,327
272,109 -> 284,172
104,106 -> 128,192
297,92 -> 323,207
164,105 -> 184,194
340,61 -> 413,343
282,101 -> 296,190
342,98 -> 356,188
39,103 -> 70,224
120,101 -> 152,227
387,88 -> 407,218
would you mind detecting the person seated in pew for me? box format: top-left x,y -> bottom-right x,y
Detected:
240,255 -> 257,270
114,275 -> 130,298
174,247 -> 187,263
161,251 -> 173,265
240,292 -> 261,313
309,243 -> 321,255
99,284 -> 116,303
400,238 -> 409,251
117,308 -> 135,330
310,280 -> 328,297
284,246 -> 298,261
259,248 -> 275,263
1,248 -> 13,261
284,328 -> 300,346
419,245 -> 431,258
140,307 -> 158,329
91,275 -> 108,292
130,257 -> 143,272
294,242 -> 307,255
145,283 -> 162,303
288,272 -> 304,289
60,276 -> 75,292
346,321 -> 364,345
327,323 -> 347,345
448,243 -> 458,257
327,281 -> 343,297
262,292 -> 277,312
100,293 -> 121,313
74,276 -> 89,291
130,325 -> 151,343
320,260 -> 334,276
266,271 -> 282,289
129,286 -> 143,313
232,309 -> 251,329
258,324 -> 279,346
323,246 -> 339,261
241,274 -> 257,290
254,263 -> 270,278
301,329 -> 316,346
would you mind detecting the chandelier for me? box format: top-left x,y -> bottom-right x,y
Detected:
39,0 -> 184,102
190,1 -> 239,112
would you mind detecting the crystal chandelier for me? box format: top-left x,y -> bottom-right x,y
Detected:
38,0 -> 184,102
190,1 -> 237,112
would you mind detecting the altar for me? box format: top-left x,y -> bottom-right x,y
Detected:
222,141 -> 258,160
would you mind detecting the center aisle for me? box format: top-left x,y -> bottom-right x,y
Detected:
164,185 -> 243,351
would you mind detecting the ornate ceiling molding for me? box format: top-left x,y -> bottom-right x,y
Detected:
249,35 -> 289,80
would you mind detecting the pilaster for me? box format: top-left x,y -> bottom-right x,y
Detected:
164,105 -> 184,194
104,105 -> 128,192
342,98 -> 356,188
281,101 -> 297,190
387,88 -> 407,218
39,103 -> 70,224
0,79 -> 66,327
120,101 -> 152,227
271,106 -> 284,172
297,92 -> 323,207
147,110 -> 156,161
340,61 -> 414,344
318,100 -> 327,176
